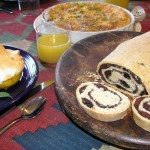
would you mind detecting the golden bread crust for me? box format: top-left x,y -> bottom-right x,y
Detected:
97,31 -> 150,96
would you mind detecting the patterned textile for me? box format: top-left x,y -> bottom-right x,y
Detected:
0,0 -> 149,150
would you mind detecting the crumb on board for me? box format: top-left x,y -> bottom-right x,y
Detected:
68,71 -> 100,87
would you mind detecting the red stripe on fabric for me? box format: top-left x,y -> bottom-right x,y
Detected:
0,12 -> 18,22
21,15 -> 37,24
0,23 -> 27,36
0,139 -> 24,150
26,30 -> 36,41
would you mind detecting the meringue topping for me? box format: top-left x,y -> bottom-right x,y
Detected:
0,44 -> 24,84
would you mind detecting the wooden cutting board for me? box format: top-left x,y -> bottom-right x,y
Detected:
55,31 -> 150,150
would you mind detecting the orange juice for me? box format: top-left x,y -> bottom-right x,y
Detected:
104,0 -> 129,9
37,34 -> 71,64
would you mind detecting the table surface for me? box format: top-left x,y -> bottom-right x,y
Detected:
0,0 -> 150,150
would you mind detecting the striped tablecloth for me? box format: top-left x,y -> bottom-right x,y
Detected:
0,0 -> 150,150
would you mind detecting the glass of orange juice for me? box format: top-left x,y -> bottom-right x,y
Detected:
36,23 -> 71,65
103,0 -> 129,9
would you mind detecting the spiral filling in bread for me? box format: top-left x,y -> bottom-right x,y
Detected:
96,32 -> 150,98
134,97 -> 150,119
76,82 -> 130,122
98,63 -> 148,97
132,95 -> 150,132
79,83 -> 123,110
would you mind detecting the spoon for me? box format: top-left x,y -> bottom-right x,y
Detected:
0,7 -> 13,14
131,6 -> 146,31
0,96 -> 46,135
131,6 -> 146,22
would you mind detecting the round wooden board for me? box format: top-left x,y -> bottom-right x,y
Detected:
55,31 -> 150,149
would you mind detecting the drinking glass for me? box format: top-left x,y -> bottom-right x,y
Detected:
36,23 -> 71,65
18,0 -> 40,16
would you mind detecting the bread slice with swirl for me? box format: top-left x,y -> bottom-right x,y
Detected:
132,95 -> 150,132
0,44 -> 24,89
76,82 -> 130,122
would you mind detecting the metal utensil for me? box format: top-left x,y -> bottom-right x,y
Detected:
131,6 -> 146,22
0,7 -> 13,14
0,96 -> 46,135
131,6 -> 146,32
23,79 -> 55,100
